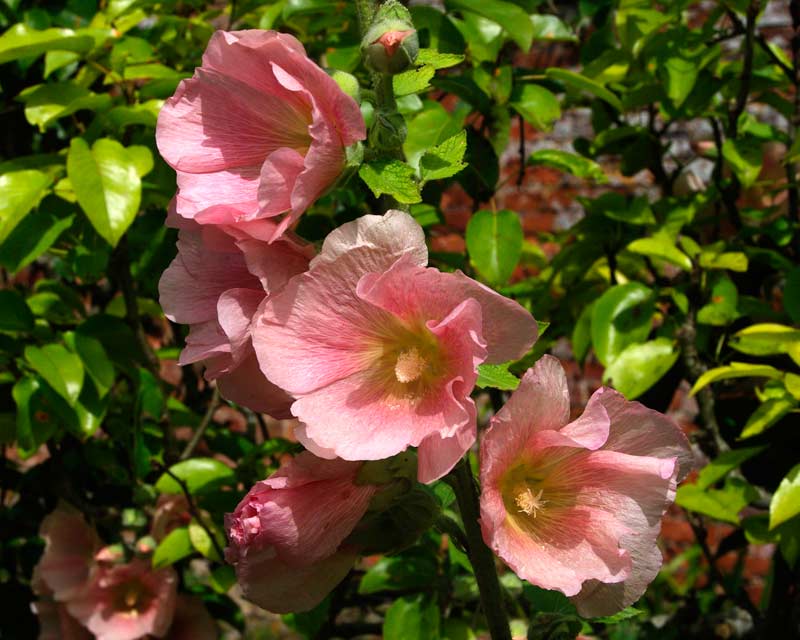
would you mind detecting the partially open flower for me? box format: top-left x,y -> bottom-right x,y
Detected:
252,210 -> 538,482
65,559 -> 177,640
159,209 -> 313,417
480,356 -> 693,616
156,30 -> 366,240
225,452 -> 380,613
34,503 -> 101,602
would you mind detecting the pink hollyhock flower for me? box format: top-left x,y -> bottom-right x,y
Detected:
65,559 -> 177,640
480,356 -> 694,616
252,210 -> 538,482
159,209 -> 313,417
225,451 -> 379,613
34,503 -> 101,602
156,30 -> 366,239
31,599 -> 91,640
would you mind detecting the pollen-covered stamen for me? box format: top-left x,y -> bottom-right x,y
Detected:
394,347 -> 427,383
514,485 -> 547,517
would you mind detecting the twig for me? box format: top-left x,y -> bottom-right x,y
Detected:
180,387 -> 220,461
447,459 -> 511,640
726,3 -> 760,138
158,464 -> 226,561
227,0 -> 237,29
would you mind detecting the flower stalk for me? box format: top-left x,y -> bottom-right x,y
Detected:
449,459 -> 512,640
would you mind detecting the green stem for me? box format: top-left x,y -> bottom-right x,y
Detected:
355,0 -> 375,33
449,459 -> 512,640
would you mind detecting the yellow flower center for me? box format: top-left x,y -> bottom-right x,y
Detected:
394,347 -> 427,383
514,485 -> 548,517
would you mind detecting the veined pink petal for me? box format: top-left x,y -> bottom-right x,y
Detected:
257,147 -> 306,217
417,420 -> 477,483
217,349 -> 294,418
479,356 -> 692,613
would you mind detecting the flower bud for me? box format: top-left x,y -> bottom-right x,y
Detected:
330,70 -> 361,103
369,110 -> 407,150
362,0 -> 419,74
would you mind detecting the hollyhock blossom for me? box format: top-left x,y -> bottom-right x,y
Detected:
253,210 -> 538,483
156,30 -> 366,239
480,356 -> 693,616
159,209 -> 312,417
225,452 -> 380,613
31,599 -> 91,640
34,503 -> 101,602
65,558 -> 177,640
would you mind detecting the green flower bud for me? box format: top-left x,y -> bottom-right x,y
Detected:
369,110 -> 407,151
330,70 -> 361,103
362,0 -> 419,74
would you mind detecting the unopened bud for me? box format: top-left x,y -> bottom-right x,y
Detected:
362,0 -> 419,74
330,70 -> 361,103
369,110 -> 407,150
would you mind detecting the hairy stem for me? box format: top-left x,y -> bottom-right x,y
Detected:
449,459 -> 511,640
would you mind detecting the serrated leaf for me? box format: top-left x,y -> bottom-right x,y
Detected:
67,138 -> 141,247
394,65 -> 436,96
510,84 -> 560,131
420,131 -> 467,182
465,209 -> 523,285
24,344 -> 84,406
0,170 -> 52,244
476,362 -> 520,390
676,477 -> 758,524
771,464 -> 800,530
528,149 -> 606,182
359,160 -> 421,204
416,48 -> 464,69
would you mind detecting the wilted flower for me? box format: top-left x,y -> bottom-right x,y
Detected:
252,210 -> 537,482
156,30 -> 366,239
159,210 -> 313,416
65,559 -> 177,640
480,356 -> 693,616
225,452 -> 380,613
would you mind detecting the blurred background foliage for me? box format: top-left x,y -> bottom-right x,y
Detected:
0,0 -> 799,638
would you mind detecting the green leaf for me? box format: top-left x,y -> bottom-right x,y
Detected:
476,362 -> 520,390
24,344 -> 84,406
404,101 -> 463,169
447,0 -> 534,51
0,170 -> 52,244
695,446 -> 765,489
18,83 -> 111,131
394,65 -> 436,96
546,68 -> 622,111
572,302 -> 594,363
152,527 -> 193,568
70,333 -> 115,398
359,160 -> 421,204
155,458 -> 235,495
383,595 -> 440,640
527,149 -> 606,182
12,376 -> 54,458
627,231 -> 692,270
771,464 -> 800,530
690,362 -> 784,395
729,324 -> 800,358
67,138 -> 141,247
359,553 -> 438,595
698,250 -> 748,272
722,137 -> 762,188
590,283 -> 654,366
660,54 -> 698,108
740,395 -> 796,439
530,15 -> 576,42
0,25 -> 95,64
785,267 -> 800,324
0,290 -> 35,332
420,131 -> 468,182
0,206 -> 75,274
697,275 -> 739,326
602,338 -> 679,399
188,520 -> 223,562
510,84 -> 561,132
676,477 -> 758,524
416,48 -> 464,69
465,209 -> 523,285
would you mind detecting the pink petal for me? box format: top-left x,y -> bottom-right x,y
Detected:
417,421 -> 476,483
178,320 -> 231,368
257,147 -> 305,218
31,600 -> 91,640
217,288 -> 263,362
217,350 -> 294,419
176,166 -> 261,220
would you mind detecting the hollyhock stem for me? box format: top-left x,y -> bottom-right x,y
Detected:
449,459 -> 512,640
